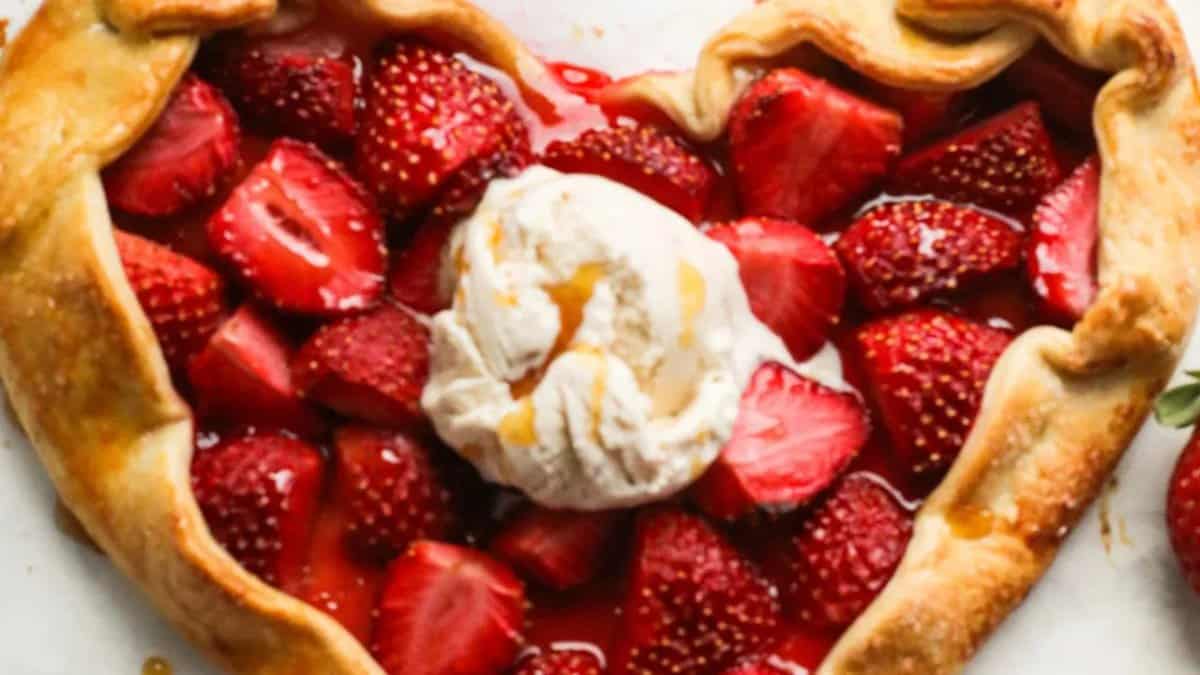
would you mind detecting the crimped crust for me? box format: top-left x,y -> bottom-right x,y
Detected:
1,1 -> 1198,675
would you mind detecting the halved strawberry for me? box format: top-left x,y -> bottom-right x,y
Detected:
293,304 -> 430,426
834,199 -> 1024,313
356,40 -> 530,218
373,541 -> 526,675
202,28 -> 359,147
298,510 -> 387,642
188,305 -> 323,435
329,426 -> 458,564
491,506 -> 623,590
611,509 -> 781,675
706,218 -> 845,360
890,102 -> 1062,217
114,230 -> 227,373
191,429 -> 324,590
209,138 -> 387,317
729,68 -> 902,225
102,74 -> 241,217
853,310 -> 1012,479
693,363 -> 867,521
864,83 -> 968,148
389,217 -> 455,315
513,649 -> 604,675
1027,155 -> 1100,324
1003,43 -> 1107,134
764,473 -> 913,630
541,123 -> 717,223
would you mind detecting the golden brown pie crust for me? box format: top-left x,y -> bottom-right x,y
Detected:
1,1 -> 1198,674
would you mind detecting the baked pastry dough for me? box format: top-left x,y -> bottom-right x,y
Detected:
1,0 -> 1198,674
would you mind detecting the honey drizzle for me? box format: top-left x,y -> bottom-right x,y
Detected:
677,261 -> 706,348
509,263 -> 605,399
141,657 -> 172,675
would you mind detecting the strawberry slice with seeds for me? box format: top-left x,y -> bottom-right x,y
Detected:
853,310 -> 1012,479
693,363 -> 868,521
298,510 -> 386,642
191,429 -> 324,591
373,541 -> 526,675
389,217 -> 455,315
541,123 -> 717,223
188,305 -> 323,435
765,473 -> 913,630
330,426 -> 458,564
356,40 -> 530,218
293,304 -> 430,426
1003,43 -> 1106,134
209,138 -> 387,317
202,29 -> 359,147
611,509 -> 781,675
513,649 -> 604,675
102,74 -> 241,217
729,68 -> 902,225
1027,155 -> 1100,324
114,230 -> 227,373
706,218 -> 845,360
890,102 -> 1062,217
835,199 -> 1024,313
491,506 -> 623,590
864,83 -> 968,148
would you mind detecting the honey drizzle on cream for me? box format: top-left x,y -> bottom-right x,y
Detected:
509,263 -> 605,399
677,261 -> 706,347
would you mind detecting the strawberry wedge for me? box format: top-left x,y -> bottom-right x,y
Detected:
1027,156 -> 1101,324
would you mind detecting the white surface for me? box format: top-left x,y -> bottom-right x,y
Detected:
2,1 -> 1200,673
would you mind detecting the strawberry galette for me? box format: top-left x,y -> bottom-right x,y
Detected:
2,1 -> 1199,674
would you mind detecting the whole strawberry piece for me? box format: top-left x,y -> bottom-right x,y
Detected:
1003,43 -> 1107,134
330,426 -> 458,564
191,429 -> 324,590
373,541 -> 526,675
390,216 -> 455,315
835,199 -> 1023,313
853,310 -> 1012,479
890,102 -> 1062,217
729,68 -> 902,225
765,473 -> 913,630
293,303 -> 430,426
611,509 -> 781,675
693,363 -> 868,521
542,123 -> 717,223
1027,156 -> 1100,324
189,305 -> 324,435
513,649 -> 604,675
707,218 -> 845,360
114,230 -> 227,373
1156,374 -> 1200,594
202,28 -> 358,147
491,506 -> 623,590
102,74 -> 240,217
210,139 -> 387,317
357,40 -> 530,218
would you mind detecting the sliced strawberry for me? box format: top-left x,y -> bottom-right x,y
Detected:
513,649 -> 604,675
491,506 -> 623,590
835,199 -> 1024,313
102,74 -> 241,217
1027,155 -> 1100,324
327,426 -> 458,565
1003,43 -> 1106,134
293,304 -> 430,426
373,541 -> 526,675
209,138 -> 387,316
389,217 -> 455,315
612,509 -> 781,675
191,429 -> 324,590
706,218 -> 845,360
188,305 -> 323,435
298,510 -> 386,642
721,654 -> 805,675
202,29 -> 358,147
693,363 -> 868,521
729,68 -> 902,225
765,473 -> 913,630
853,310 -> 1012,479
864,83 -> 967,148
541,123 -> 717,222
114,230 -> 227,372
356,40 -> 530,218
890,102 -> 1062,217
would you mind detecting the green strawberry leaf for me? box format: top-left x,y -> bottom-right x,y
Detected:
1156,381 -> 1200,428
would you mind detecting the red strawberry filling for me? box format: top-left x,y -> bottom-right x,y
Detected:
103,15 -> 1108,675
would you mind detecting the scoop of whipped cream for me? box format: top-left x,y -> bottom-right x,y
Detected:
421,166 -> 846,509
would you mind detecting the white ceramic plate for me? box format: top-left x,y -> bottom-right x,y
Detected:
2,1 -> 1200,673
